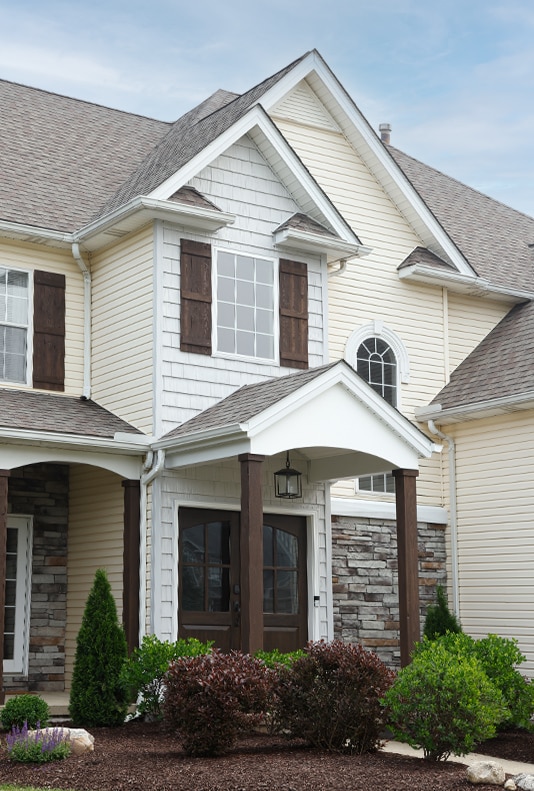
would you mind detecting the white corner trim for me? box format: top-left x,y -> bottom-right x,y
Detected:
331,496 -> 448,525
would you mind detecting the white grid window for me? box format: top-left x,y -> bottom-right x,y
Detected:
0,268 -> 29,383
215,251 -> 275,361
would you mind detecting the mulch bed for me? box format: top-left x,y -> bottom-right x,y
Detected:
0,721 -> 532,791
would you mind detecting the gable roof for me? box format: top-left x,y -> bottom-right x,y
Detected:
416,299 -> 534,423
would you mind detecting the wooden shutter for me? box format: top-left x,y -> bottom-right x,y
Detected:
32,270 -> 65,391
279,259 -> 308,369
180,239 -> 212,355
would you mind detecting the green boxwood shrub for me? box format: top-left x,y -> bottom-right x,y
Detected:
121,634 -> 213,720
164,649 -> 273,756
416,631 -> 534,730
69,568 -> 129,727
384,640 -> 508,760
255,648 -> 304,668
272,640 -> 395,753
0,694 -> 50,731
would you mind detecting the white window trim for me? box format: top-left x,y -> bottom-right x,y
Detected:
0,266 -> 33,387
4,515 -> 33,675
212,247 -> 279,365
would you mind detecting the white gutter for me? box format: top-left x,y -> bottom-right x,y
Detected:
416,390 -> 534,424
71,243 -> 92,399
399,264 -> 534,303
139,449 -> 165,643
427,420 -> 459,618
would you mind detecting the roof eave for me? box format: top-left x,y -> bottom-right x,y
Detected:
398,263 -> 534,304
416,391 -> 534,424
273,226 -> 371,262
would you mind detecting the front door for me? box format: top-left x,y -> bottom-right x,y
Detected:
178,508 -> 307,653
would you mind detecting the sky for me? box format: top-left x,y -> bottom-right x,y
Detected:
0,0 -> 533,216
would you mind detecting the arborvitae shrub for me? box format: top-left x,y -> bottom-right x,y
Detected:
273,640 -> 395,753
121,634 -> 213,720
423,585 -> 462,639
164,650 -> 273,756
383,640 -> 508,760
69,568 -> 128,726
0,694 -> 50,731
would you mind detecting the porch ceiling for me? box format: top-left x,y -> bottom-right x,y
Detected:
158,361 -> 439,481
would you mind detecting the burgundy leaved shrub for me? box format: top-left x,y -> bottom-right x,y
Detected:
272,639 -> 395,753
163,649 -> 274,756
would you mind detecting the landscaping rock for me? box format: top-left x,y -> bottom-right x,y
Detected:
62,727 -> 95,756
504,781 -> 517,791
514,775 -> 534,791
466,760 -> 505,785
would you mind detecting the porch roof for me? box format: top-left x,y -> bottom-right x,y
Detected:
158,361 -> 439,480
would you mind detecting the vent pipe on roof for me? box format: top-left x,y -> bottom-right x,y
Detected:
379,123 -> 391,144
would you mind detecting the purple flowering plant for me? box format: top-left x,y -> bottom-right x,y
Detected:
6,720 -> 71,763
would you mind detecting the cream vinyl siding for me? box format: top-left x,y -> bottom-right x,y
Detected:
65,464 -> 124,686
0,238 -> 84,394
448,412 -> 534,676
272,113 -> 445,504
91,226 -> 154,433
447,293 -> 509,374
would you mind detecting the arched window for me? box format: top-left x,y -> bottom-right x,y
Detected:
356,337 -> 397,406
356,336 -> 397,495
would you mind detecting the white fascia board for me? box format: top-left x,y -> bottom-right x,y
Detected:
416,391 -> 534,424
273,227 -> 371,260
0,220 -> 73,248
160,425 -> 251,468
399,264 -> 534,304
331,496 -> 449,525
0,426 -> 148,455
147,105 -> 360,250
245,364 -> 438,459
263,53 -> 475,279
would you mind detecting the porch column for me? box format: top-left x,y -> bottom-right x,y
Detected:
239,453 -> 265,655
392,468 -> 420,667
0,470 -> 9,704
122,479 -> 140,655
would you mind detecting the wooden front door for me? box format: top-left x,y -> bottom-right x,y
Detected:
178,508 -> 307,653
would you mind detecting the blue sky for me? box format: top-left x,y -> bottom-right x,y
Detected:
1,0 -> 533,216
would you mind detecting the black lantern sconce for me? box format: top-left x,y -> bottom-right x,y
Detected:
274,451 -> 302,499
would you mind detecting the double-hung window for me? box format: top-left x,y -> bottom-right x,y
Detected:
215,250 -> 276,362
0,268 -> 29,384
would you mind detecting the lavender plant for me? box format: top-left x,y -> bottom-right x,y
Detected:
6,720 -> 71,763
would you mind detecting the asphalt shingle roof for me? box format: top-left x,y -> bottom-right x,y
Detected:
388,146 -> 534,293
0,389 -> 143,438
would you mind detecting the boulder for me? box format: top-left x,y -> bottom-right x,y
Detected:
62,727 -> 95,756
466,760 -> 506,785
514,775 -> 534,791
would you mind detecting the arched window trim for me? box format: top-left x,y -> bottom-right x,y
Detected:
344,321 -> 410,407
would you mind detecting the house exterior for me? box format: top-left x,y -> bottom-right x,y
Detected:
1,50 -> 533,699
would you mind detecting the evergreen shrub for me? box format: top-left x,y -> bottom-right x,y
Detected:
254,648 -> 304,668
273,640 -> 395,753
0,694 -> 49,731
121,634 -> 213,720
69,568 -> 128,727
423,585 -> 462,640
383,640 -> 508,760
164,649 -> 273,756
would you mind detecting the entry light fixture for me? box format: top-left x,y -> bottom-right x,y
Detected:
274,451 -> 302,499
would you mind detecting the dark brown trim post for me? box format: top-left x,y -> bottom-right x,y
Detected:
0,470 -> 10,704
122,480 -> 141,655
239,453 -> 265,655
392,468 -> 420,667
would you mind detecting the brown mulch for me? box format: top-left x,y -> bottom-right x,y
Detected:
0,721 -> 532,791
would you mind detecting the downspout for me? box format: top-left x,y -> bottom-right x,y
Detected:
427,420 -> 459,617
139,449 -> 165,643
71,242 -> 92,399
327,258 -> 348,278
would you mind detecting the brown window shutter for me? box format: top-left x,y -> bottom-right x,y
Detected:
33,270 -> 65,391
180,239 -> 212,355
279,259 -> 308,369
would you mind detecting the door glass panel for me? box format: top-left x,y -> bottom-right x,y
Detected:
207,567 -> 230,612
182,523 -> 204,563
276,570 -> 298,614
263,569 -> 274,613
5,580 -> 16,607
207,521 -> 230,564
276,531 -> 297,567
263,525 -> 273,566
182,566 -> 204,611
4,526 -> 17,660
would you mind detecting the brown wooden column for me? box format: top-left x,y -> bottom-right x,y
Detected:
0,470 -> 10,704
239,453 -> 265,655
392,468 -> 420,667
122,479 -> 141,655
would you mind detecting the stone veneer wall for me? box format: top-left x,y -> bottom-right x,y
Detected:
331,515 -> 447,668
6,463 -> 68,692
